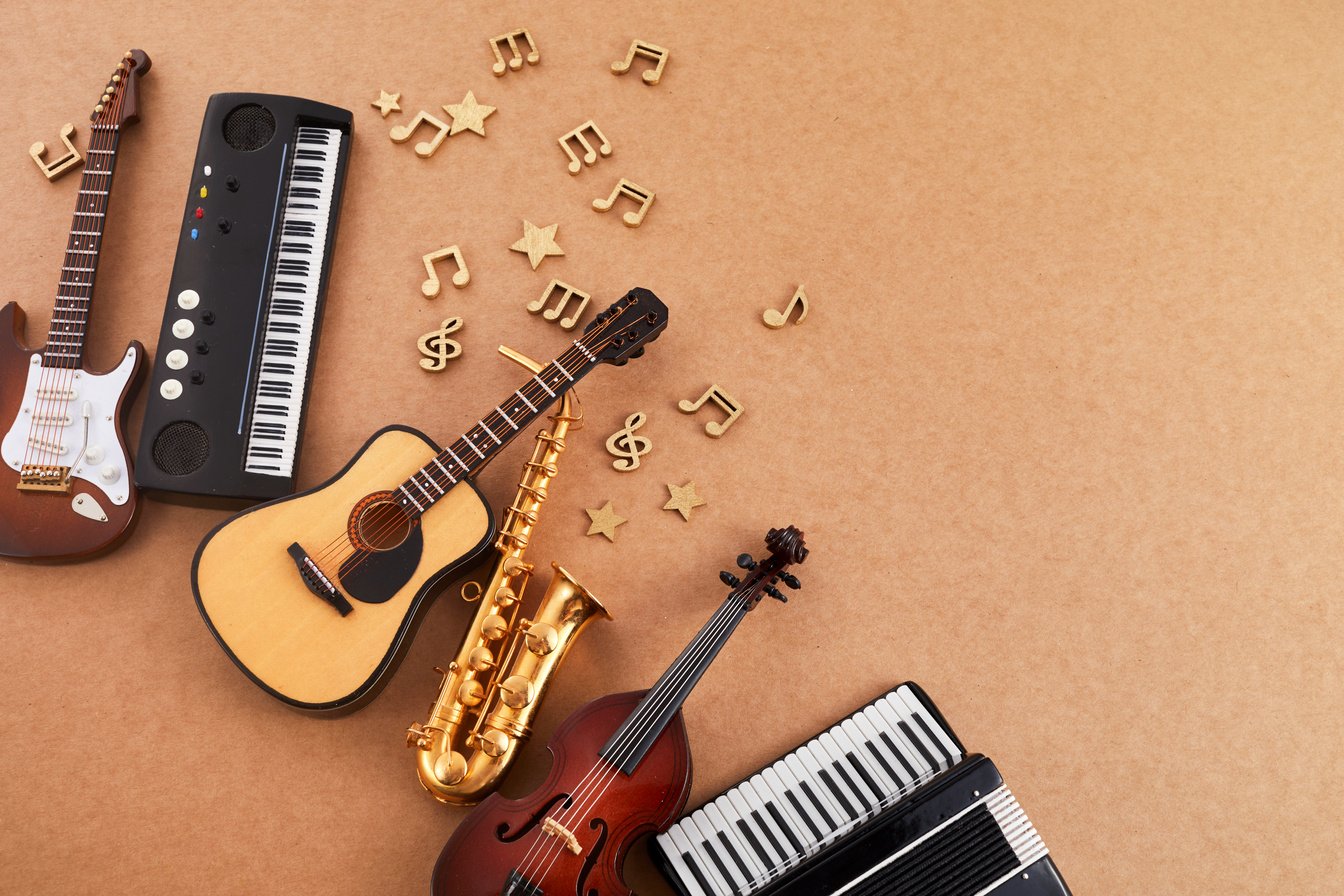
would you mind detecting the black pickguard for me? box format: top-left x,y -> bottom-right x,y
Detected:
336,526 -> 423,603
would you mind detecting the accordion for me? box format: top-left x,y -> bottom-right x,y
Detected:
651,683 -> 1071,896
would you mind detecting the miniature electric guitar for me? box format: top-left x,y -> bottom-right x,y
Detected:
192,288 -> 668,711
0,50 -> 150,560
430,525 -> 807,896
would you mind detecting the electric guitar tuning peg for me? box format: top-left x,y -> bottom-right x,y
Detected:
736,553 -> 757,571
779,572 -> 801,590
719,571 -> 741,588
765,586 -> 786,603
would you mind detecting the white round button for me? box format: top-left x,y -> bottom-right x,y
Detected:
165,349 -> 188,370
160,379 -> 183,400
82,445 -> 105,464
99,465 -> 121,483
172,318 -> 195,339
177,289 -> 200,310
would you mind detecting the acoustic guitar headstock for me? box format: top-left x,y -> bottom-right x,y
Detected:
582,287 -> 669,367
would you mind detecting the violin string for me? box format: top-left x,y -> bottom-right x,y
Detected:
515,592 -> 750,884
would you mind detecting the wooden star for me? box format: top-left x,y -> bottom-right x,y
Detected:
663,482 -> 707,521
371,90 -> 401,118
442,90 -> 496,136
510,220 -> 564,270
585,501 -> 627,541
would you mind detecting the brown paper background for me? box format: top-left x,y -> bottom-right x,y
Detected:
2,2 -> 1341,893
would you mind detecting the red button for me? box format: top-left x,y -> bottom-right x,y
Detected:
194,207 -> 204,219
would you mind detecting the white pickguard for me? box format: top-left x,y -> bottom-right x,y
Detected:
1,347 -> 137,505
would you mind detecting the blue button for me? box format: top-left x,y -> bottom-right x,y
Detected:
190,228 -> 199,240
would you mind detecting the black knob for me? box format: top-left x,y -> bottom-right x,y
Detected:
780,572 -> 801,590
190,370 -> 205,385
765,586 -> 787,602
719,571 -> 741,588
736,553 -> 757,571
217,217 -> 231,234
225,175 -> 240,192
194,339 -> 209,355
201,311 -> 216,325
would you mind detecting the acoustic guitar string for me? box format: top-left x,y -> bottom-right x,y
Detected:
516,589 -> 753,885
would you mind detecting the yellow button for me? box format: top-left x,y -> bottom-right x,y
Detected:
199,186 -> 207,198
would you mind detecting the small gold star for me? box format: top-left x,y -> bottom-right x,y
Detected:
510,220 -> 564,270
663,482 -> 707,521
371,90 -> 401,118
585,501 -> 627,541
442,90 -> 496,137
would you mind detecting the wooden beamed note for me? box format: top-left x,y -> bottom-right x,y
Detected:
678,384 -> 743,438
421,246 -> 469,297
390,111 -> 451,158
558,120 -> 612,175
593,178 -> 655,228
611,40 -> 669,85
527,279 -> 591,330
490,28 -> 540,75
30,123 -> 83,181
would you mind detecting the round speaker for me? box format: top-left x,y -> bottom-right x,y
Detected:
222,103 -> 276,152
152,421 -> 210,476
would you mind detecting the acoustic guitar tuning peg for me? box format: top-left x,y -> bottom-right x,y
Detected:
736,553 -> 757,570
780,572 -> 801,589
765,586 -> 787,602
719,571 -> 741,588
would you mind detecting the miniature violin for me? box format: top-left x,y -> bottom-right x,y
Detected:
431,525 -> 808,896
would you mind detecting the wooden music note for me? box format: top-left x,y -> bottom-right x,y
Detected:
489,28 -> 540,76
611,40 -> 670,85
418,317 -> 464,371
390,110 -> 451,158
527,279 -> 592,330
677,384 -> 743,438
30,123 -> 83,181
558,120 -> 612,175
421,246 -> 470,297
592,178 -> 655,228
763,285 -> 809,328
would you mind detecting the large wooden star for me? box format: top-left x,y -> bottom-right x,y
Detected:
442,90 -> 496,137
510,220 -> 564,270
663,482 -> 707,521
585,501 -> 627,541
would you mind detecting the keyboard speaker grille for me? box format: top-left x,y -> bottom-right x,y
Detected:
152,421 -> 210,475
222,103 -> 276,151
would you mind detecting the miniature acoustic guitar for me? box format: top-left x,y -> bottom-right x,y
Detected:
0,50 -> 150,559
430,525 -> 807,896
192,288 -> 668,711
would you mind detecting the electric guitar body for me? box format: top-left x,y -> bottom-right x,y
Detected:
0,50 -> 151,561
0,303 -> 143,559
193,424 -> 493,711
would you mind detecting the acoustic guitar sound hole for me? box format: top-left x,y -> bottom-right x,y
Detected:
349,493 -> 416,552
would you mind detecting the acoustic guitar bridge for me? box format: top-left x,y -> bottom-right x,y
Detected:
287,542 -> 353,616
17,465 -> 71,493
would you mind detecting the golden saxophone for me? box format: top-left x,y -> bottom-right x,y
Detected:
406,346 -> 610,805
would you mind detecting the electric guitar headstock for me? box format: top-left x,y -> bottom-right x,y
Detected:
89,49 -> 151,128
582,286 -> 669,366
719,525 -> 808,610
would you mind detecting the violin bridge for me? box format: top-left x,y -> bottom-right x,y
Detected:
541,816 -> 583,855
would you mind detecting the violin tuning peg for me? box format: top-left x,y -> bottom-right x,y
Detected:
736,553 -> 757,570
720,571 -> 741,588
780,572 -> 801,589
765,586 -> 787,602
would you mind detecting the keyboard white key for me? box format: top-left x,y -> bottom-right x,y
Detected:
654,684 -> 964,896
243,126 -> 343,477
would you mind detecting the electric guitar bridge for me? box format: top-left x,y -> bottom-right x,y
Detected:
17,464 -> 71,493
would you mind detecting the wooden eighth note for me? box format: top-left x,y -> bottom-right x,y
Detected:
390,111 -> 451,158
490,28 -> 540,76
558,120 -> 612,175
418,317 -> 464,372
421,246 -> 469,297
611,40 -> 669,85
592,178 -> 655,228
527,279 -> 592,331
677,384 -> 743,439
30,123 -> 83,181
763,285 -> 809,329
